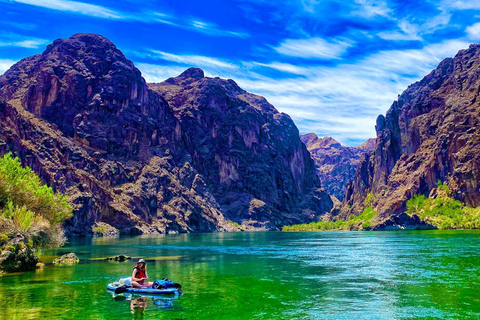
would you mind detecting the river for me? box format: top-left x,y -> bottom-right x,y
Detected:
0,230 -> 479,319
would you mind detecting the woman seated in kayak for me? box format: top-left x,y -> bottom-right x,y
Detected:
131,259 -> 152,288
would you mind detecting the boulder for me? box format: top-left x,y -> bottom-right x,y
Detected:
0,235 -> 40,273
52,253 -> 79,265
105,254 -> 131,262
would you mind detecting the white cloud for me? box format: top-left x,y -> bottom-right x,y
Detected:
378,20 -> 422,41
442,0 -> 480,10
0,59 -> 17,75
134,39 -> 469,145
13,0 -> 122,19
189,20 -> 249,38
135,63 -> 187,83
466,22 -> 480,40
274,37 -> 353,59
0,38 -> 49,48
13,1 -> 249,38
352,0 -> 392,18
149,51 -> 237,70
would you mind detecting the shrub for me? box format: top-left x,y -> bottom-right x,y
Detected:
94,227 -> 105,234
283,206 -> 378,232
406,187 -> 480,230
0,233 -> 8,246
364,192 -> 375,207
0,153 -> 72,249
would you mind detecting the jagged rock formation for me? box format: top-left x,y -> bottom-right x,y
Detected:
0,33 -> 332,235
341,44 -> 480,223
149,69 -> 332,227
300,133 -> 375,200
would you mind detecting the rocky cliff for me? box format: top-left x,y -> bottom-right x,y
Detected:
341,44 -> 480,223
300,133 -> 375,201
0,33 -> 332,235
149,69 -> 332,228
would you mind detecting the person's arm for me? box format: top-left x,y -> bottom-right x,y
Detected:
144,266 -> 149,280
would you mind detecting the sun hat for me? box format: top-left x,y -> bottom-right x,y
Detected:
137,258 -> 146,264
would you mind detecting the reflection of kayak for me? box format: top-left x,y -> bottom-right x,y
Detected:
107,279 -> 182,295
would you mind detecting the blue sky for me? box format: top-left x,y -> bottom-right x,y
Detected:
0,0 -> 480,145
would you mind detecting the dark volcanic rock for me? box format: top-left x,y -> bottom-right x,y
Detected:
300,133 -> 375,200
370,213 -> 436,231
149,70 -> 333,226
341,44 -> 480,225
0,34 -> 235,235
0,34 -> 333,234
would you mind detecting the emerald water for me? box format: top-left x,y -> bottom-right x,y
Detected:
1,230 -> 479,319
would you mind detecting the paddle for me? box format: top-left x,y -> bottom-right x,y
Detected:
114,285 -> 128,294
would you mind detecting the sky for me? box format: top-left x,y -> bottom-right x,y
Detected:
0,1 -> 479,145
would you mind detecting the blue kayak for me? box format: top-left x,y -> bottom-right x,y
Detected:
107,278 -> 182,295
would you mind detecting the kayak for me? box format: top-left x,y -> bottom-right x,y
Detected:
107,278 -> 182,295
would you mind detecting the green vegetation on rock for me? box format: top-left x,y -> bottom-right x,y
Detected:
283,206 -> 377,231
0,153 -> 73,272
406,183 -> 480,229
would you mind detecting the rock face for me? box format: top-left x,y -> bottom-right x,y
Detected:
0,34 -> 332,235
150,70 -> 332,227
341,44 -> 480,222
300,133 -> 375,200
370,213 -> 436,231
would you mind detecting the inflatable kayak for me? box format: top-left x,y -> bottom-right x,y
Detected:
107,278 -> 182,295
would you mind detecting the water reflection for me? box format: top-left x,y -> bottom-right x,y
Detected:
111,293 -> 180,316
130,297 -> 148,317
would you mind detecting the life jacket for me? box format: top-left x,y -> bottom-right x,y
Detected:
133,266 -> 146,283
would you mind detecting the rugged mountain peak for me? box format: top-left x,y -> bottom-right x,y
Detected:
0,34 -> 334,234
300,134 -> 342,150
341,44 -> 480,222
0,33 -> 176,160
150,75 -> 333,225
356,138 -> 376,152
178,67 -> 205,79
45,33 -> 118,55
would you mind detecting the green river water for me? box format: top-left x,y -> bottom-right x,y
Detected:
0,230 -> 479,319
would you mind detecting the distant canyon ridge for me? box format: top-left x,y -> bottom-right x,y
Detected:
300,134 -> 375,201
0,33 -> 479,234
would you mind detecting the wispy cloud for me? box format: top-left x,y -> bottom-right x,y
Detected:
442,0 -> 480,10
134,50 -> 237,70
0,32 -> 49,48
12,0 -> 248,38
466,22 -> 480,40
135,63 -> 187,83
0,21 -> 37,31
273,37 -> 353,59
190,20 -> 249,38
13,0 -> 122,19
135,39 -> 469,145
378,20 -> 422,41
351,0 -> 392,18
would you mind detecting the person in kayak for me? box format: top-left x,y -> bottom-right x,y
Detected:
131,259 -> 152,288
